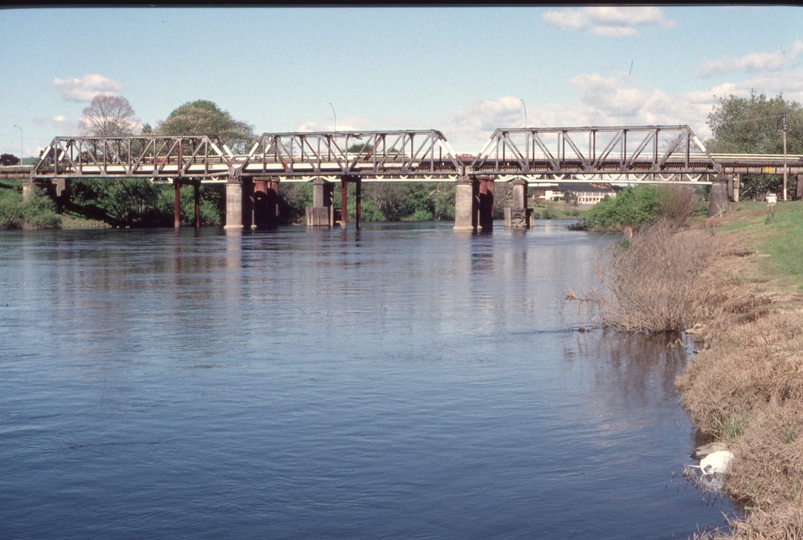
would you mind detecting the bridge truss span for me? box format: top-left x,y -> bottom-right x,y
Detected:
235,130 -> 465,179
33,135 -> 235,180
469,125 -> 721,180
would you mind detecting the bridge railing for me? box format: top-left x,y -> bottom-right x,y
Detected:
32,136 -> 235,179
469,125 -> 721,178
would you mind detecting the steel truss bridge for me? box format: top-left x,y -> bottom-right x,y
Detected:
29,124 -> 803,186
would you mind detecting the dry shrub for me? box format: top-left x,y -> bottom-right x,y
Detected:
658,185 -> 697,229
588,219 -> 713,332
695,505 -> 803,540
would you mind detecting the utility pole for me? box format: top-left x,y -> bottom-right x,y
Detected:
783,114 -> 788,201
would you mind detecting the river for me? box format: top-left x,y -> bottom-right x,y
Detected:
0,220 -> 735,539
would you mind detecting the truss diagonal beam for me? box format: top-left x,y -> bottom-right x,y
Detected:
468,125 -> 720,177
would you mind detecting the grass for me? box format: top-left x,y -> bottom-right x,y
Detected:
530,200 -> 589,220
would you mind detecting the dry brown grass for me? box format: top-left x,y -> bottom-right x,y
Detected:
678,311 -> 803,511
585,219 -> 713,332
673,213 -> 803,537
694,505 -> 803,539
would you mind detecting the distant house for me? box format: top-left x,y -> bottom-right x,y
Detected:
532,188 -> 564,202
574,188 -> 616,205
533,183 -> 617,206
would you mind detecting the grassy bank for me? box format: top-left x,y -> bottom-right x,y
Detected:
674,202 -> 803,538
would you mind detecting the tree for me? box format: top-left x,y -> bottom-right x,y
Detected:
79,94 -> 141,137
156,100 -> 255,153
0,153 -> 20,166
706,91 -> 803,199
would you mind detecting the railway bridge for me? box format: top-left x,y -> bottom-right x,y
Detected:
13,124 -> 803,231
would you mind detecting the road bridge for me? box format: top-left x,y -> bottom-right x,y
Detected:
17,125 -> 803,230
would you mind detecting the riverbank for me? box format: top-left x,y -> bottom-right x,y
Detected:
676,201 -> 803,538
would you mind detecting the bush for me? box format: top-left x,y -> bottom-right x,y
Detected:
584,219 -> 712,332
586,185 -> 699,231
586,186 -> 660,230
0,186 -> 61,229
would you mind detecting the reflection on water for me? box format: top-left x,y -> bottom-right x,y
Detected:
0,222 -> 734,539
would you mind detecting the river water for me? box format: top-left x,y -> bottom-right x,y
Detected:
0,220 -> 735,539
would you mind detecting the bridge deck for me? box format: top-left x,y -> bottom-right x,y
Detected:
17,126 -> 803,185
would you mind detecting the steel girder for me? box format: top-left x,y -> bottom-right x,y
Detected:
469,125 -> 721,179
235,130 -> 464,179
32,136 -> 234,180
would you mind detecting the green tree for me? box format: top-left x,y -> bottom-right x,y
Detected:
156,100 -> 255,154
706,91 -> 803,199
0,153 -> 20,166
67,179 -> 221,228
586,186 -> 660,230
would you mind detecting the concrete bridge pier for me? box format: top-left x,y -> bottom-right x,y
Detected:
22,181 -> 34,202
477,176 -> 494,232
254,177 -> 279,229
708,175 -> 730,217
23,180 -> 71,213
732,174 -> 740,202
504,178 -> 532,228
306,178 -> 334,227
453,175 -> 478,231
797,174 -> 803,200
224,177 -> 254,229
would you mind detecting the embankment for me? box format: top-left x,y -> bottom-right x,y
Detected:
676,202 -> 803,538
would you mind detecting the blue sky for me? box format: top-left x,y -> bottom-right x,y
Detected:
1,5 -> 802,157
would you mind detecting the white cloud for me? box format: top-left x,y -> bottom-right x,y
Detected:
440,74 -> 727,152
297,115 -> 377,133
47,74 -> 124,102
33,114 -> 81,134
542,7 -> 674,38
696,40 -> 803,78
590,26 -> 639,39
440,64 -> 803,154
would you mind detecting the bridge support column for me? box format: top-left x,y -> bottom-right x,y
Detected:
225,178 -> 254,229
733,174 -> 740,202
340,177 -> 348,228
338,175 -> 360,229
796,174 -> 803,200
193,181 -> 201,229
254,177 -> 279,229
478,176 -> 494,232
22,182 -> 34,202
505,178 -> 532,229
306,178 -> 334,227
454,175 -> 477,231
355,178 -> 362,230
52,179 -> 71,213
708,175 -> 730,217
174,179 -> 182,229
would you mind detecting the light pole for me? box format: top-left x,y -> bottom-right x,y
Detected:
329,103 -> 337,133
782,114 -> 788,201
520,99 -> 527,129
13,124 -> 23,164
